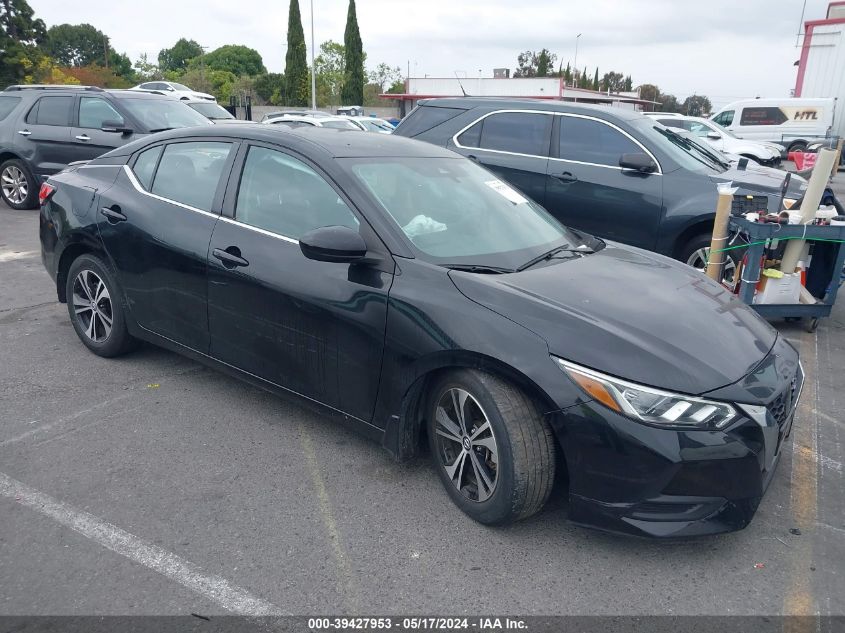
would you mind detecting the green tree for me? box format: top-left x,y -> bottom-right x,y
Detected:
623,75 -> 633,91
314,40 -> 345,104
563,62 -> 572,84
638,83 -> 660,107
44,23 -> 108,67
658,93 -> 681,113
578,66 -> 589,89
284,0 -> 308,106
199,44 -> 265,76
536,48 -> 556,77
592,67 -> 599,91
341,0 -> 364,105
158,38 -> 203,74
600,70 -> 626,92
368,61 -> 401,93
386,79 -> 404,94
133,53 -> 160,81
682,94 -> 712,117
254,72 -> 285,104
178,67 -> 237,101
0,0 -> 47,86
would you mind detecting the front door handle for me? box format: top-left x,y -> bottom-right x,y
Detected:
75,134 -> 91,141
212,247 -> 249,268
556,172 -> 578,183
100,206 -> 127,223
17,130 -> 31,136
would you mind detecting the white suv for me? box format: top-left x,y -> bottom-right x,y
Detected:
131,81 -> 216,102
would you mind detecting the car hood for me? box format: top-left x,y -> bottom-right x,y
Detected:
449,243 -> 777,395
711,165 -> 807,202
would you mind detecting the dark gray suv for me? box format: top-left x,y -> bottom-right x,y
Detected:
393,98 -> 808,271
0,85 -> 211,209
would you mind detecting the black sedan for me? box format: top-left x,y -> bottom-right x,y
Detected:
39,125 -> 802,537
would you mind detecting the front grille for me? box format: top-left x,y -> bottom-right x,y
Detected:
768,368 -> 801,428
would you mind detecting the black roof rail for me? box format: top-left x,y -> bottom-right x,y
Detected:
3,84 -> 104,92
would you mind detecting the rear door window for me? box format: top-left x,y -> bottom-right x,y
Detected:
476,112 -> 552,156
739,107 -> 787,126
28,96 -> 73,126
150,141 -> 234,212
558,116 -> 642,167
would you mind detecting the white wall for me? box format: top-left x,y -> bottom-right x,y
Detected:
801,23 -> 845,138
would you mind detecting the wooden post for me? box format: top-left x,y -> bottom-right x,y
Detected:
706,184 -> 737,282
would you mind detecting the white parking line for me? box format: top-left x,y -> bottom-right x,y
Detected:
0,250 -> 38,263
0,471 -> 285,616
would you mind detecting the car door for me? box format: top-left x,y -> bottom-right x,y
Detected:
544,114 -> 663,250
96,139 -> 237,351
15,95 -> 75,178
69,96 -> 135,161
207,143 -> 394,421
452,110 -> 551,206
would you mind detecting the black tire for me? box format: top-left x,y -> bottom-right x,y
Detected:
680,232 -> 743,289
787,141 -> 807,154
0,158 -> 38,210
65,254 -> 136,357
427,369 -> 556,525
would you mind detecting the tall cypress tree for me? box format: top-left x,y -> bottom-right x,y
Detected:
284,0 -> 308,106
340,0 -> 363,106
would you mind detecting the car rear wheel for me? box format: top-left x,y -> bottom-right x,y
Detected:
787,141 -> 807,154
682,233 -> 740,290
66,254 -> 136,357
0,159 -> 37,210
427,369 -> 556,525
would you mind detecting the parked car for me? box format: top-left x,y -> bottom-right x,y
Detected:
344,116 -> 395,134
262,115 -> 361,130
392,98 -> 807,271
643,112 -> 683,118
131,81 -> 216,102
0,85 -> 211,209
654,115 -> 785,166
40,125 -> 802,537
185,100 -> 253,124
260,110 -> 331,122
710,97 -> 835,152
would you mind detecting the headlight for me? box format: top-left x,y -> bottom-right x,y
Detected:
554,358 -> 737,430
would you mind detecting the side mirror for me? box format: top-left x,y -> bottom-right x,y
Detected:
101,120 -> 133,135
619,153 -> 657,173
706,131 -> 722,140
300,225 -> 367,263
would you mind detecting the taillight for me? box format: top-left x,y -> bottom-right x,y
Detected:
39,182 -> 56,206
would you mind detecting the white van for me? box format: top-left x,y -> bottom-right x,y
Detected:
710,98 -> 835,152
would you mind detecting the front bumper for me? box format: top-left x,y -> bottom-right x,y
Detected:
550,352 -> 803,538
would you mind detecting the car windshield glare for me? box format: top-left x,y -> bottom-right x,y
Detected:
121,98 -> 211,131
170,83 -> 191,91
345,157 -> 584,268
632,118 -> 727,173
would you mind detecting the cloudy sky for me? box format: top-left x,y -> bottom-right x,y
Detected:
29,0 -> 831,108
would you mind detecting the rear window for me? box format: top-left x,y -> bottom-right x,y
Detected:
739,107 -> 788,126
0,96 -> 21,121
460,112 -> 552,157
394,105 -> 466,137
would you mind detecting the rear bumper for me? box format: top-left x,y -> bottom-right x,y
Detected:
550,362 -> 802,538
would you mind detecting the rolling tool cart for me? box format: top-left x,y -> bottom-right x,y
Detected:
730,216 -> 845,332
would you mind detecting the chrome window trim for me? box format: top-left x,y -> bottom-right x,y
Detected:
451,109 -> 663,175
122,165 -> 219,219
218,216 -> 299,245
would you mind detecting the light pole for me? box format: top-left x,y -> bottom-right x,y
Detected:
573,33 -> 582,87
310,0 -> 317,110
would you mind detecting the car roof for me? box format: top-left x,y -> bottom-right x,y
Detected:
2,85 -> 169,100
104,124 -> 458,159
419,97 -> 645,121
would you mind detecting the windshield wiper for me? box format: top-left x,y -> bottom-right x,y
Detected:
443,264 -> 515,274
516,245 -> 594,272
148,127 -> 176,133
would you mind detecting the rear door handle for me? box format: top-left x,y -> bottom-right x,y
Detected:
212,247 -> 249,268
556,172 -> 578,183
100,206 -> 127,222
17,130 -> 31,136
75,134 -> 91,141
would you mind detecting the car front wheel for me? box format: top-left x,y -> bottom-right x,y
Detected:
0,159 -> 37,209
65,254 -> 136,357
427,369 -> 556,525
682,233 -> 741,290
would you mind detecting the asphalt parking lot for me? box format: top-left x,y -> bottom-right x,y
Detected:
1,195 -> 844,617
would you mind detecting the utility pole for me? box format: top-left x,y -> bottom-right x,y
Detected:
310,0 -> 317,110
573,33 -> 581,88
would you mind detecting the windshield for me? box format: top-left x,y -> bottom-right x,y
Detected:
121,98 -> 211,131
189,102 -> 234,119
361,119 -> 394,132
321,119 -> 360,130
630,118 -> 727,173
345,157 -> 591,269
170,83 -> 191,92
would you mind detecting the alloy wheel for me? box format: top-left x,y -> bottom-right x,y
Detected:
72,270 -> 113,343
687,247 -> 738,288
433,387 -> 499,502
1,166 -> 28,205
